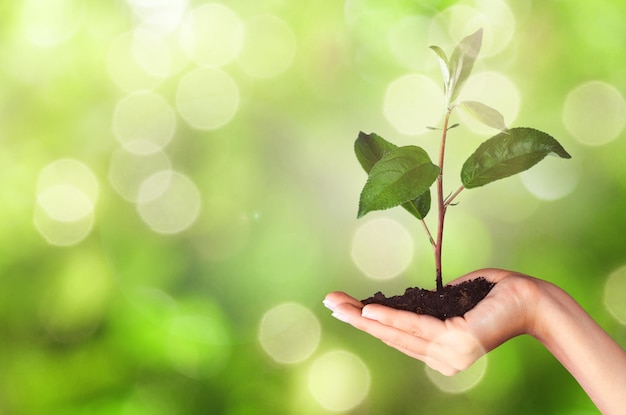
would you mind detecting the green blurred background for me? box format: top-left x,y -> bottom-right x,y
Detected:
3,0 -> 626,414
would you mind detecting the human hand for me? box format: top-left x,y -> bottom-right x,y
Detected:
323,269 -> 541,376
326,268 -> 626,413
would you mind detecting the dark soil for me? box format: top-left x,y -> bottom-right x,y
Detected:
361,277 -> 495,320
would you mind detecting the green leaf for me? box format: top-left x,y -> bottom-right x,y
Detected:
461,127 -> 572,189
358,146 -> 440,218
429,45 -> 450,89
354,131 -> 397,173
355,132 -> 433,219
459,101 -> 508,131
400,190 -> 432,220
448,28 -> 483,103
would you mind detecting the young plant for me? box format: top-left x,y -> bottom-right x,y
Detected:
355,28 -> 571,293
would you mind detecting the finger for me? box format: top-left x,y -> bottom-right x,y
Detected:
361,303 -> 446,341
377,332 -> 462,376
423,356 -> 459,377
323,291 -> 363,312
362,306 -> 485,370
377,328 -> 463,377
335,306 -> 433,357
327,301 -> 365,324
381,338 -> 428,361
428,318 -> 486,371
331,302 -> 475,372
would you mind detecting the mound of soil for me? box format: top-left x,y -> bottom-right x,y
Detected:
361,277 -> 495,320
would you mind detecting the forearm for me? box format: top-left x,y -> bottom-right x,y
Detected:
531,280 -> 626,414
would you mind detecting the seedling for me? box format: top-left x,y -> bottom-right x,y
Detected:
355,28 -> 570,294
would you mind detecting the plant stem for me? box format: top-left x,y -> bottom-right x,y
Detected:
444,185 -> 465,207
421,219 -> 436,247
435,108 -> 453,293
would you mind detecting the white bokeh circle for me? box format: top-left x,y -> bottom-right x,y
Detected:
258,302 -> 321,364
383,74 -> 444,135
308,350 -> 370,412
176,67 -> 240,130
137,170 -> 201,234
351,217 -> 414,280
563,81 -> 626,146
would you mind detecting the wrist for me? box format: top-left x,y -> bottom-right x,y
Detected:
522,277 -> 626,414
522,277 -> 553,340
495,272 -> 546,339
524,278 -> 576,345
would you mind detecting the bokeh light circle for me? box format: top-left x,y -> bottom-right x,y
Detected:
383,74 -> 444,135
108,148 -> 172,203
34,159 -> 99,246
520,155 -> 581,201
33,205 -> 94,247
308,350 -> 370,412
137,170 -> 201,234
21,0 -> 85,47
604,265 -> 626,325
113,91 -> 177,154
351,217 -> 414,280
126,0 -> 188,34
562,81 -> 626,146
131,28 -> 173,79
428,2 -> 515,59
425,355 -> 488,393
457,71 -> 520,134
471,0 -> 515,57
442,212 -> 492,277
37,184 -> 93,222
179,3 -> 243,67
36,159 -> 99,203
238,14 -> 297,79
258,302 -> 321,364
108,31 -> 164,92
176,67 -> 240,130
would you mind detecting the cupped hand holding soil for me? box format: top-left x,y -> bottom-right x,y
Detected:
324,268 -> 626,415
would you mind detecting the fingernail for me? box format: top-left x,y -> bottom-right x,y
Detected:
361,306 -> 375,319
331,311 -> 349,323
323,298 -> 336,311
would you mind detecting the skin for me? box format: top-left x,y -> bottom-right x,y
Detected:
324,268 -> 626,414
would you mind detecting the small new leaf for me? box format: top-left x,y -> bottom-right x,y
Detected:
448,28 -> 483,103
459,101 -> 508,132
461,127 -> 571,189
358,146 -> 439,218
429,45 -> 450,91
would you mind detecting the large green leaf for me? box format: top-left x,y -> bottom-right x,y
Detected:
358,145 -> 439,218
355,133 -> 434,219
354,131 -> 397,172
461,127 -> 571,189
401,189 -> 431,220
448,28 -> 483,103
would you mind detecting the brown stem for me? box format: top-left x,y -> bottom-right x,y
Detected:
435,108 -> 453,293
421,219 -> 436,248
444,185 -> 465,207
